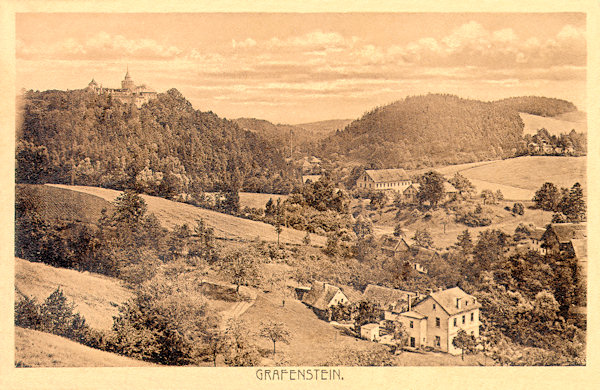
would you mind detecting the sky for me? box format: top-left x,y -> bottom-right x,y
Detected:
16,13 -> 586,124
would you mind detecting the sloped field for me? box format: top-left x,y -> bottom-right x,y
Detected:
47,184 -> 326,247
520,112 -> 586,135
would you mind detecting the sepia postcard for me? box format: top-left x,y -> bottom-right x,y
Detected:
1,1 -> 598,389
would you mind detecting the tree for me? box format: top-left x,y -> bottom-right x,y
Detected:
416,171 -> 445,208
456,229 -> 473,255
412,228 -> 433,248
259,321 -> 291,355
353,215 -> 373,240
352,301 -> 380,332
495,190 -> 504,202
204,329 -> 228,367
393,223 -> 405,237
220,251 -> 259,294
452,329 -> 478,361
480,189 -> 496,205
370,191 -> 387,211
113,190 -> 148,226
532,290 -> 560,323
512,202 -> 525,215
303,231 -> 311,246
562,183 -> 586,222
533,182 -> 561,211
224,319 -> 260,366
449,172 -> 475,198
275,219 -> 283,247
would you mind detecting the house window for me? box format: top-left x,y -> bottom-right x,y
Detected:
433,303 -> 436,310
462,315 -> 465,324
410,321 -> 414,328
435,336 -> 441,347
435,317 -> 440,327
453,318 -> 457,327
471,312 -> 474,322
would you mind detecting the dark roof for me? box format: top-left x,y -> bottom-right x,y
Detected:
571,239 -> 587,260
421,287 -> 480,316
363,284 -> 416,308
381,236 -> 410,253
302,281 -> 345,311
547,223 -> 586,243
530,228 -> 546,241
400,310 -> 426,320
365,169 -> 410,183
410,246 -> 439,261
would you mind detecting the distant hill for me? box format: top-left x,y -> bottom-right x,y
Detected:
319,94 -> 529,169
17,88 -> 295,195
494,96 -> 577,117
520,112 -> 587,136
295,119 -> 354,136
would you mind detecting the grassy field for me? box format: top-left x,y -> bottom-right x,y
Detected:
206,192 -> 288,210
413,156 -> 586,201
15,258 -> 132,330
15,327 -> 155,367
458,156 -> 586,193
16,184 -> 113,224
47,184 -> 326,247
240,291 -> 385,366
520,112 -> 586,135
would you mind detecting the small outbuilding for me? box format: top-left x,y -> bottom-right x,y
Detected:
360,323 -> 380,341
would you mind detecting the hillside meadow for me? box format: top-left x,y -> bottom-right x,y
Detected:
520,112 -> 587,136
47,184 -> 326,247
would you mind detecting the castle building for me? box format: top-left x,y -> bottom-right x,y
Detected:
85,68 -> 157,107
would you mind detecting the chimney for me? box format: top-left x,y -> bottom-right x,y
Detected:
406,293 -> 412,311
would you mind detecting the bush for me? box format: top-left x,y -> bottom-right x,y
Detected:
512,203 -> 525,215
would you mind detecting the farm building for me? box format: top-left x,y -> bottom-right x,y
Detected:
302,281 -> 350,321
356,169 -> 412,192
360,323 -> 380,341
541,223 -> 586,255
380,236 -> 411,258
362,284 -> 418,313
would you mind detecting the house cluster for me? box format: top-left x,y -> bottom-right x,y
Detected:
527,141 -> 576,156
85,68 -> 158,108
299,281 -> 479,356
380,235 -> 437,275
356,168 -> 458,203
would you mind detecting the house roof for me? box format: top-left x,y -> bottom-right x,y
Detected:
302,175 -> 322,183
302,281 -> 345,311
530,228 -> 546,241
363,284 -> 416,308
403,183 -> 421,193
365,169 -> 410,183
571,239 -> 587,260
425,287 -> 480,316
400,310 -> 427,320
410,246 -> 439,261
547,223 -> 586,243
340,286 -> 363,303
381,236 -> 410,253
443,182 -> 458,193
361,323 -> 380,331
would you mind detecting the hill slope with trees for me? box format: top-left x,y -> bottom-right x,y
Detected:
17,89 -> 296,197
319,94 -> 578,169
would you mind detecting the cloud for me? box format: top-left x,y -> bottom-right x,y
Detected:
17,31 -> 183,60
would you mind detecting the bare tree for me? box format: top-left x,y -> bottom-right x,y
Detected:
259,321 -> 291,355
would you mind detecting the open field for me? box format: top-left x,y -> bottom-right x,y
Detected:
15,327 -> 155,367
413,156 -> 585,201
206,192 -> 288,210
457,156 -> 586,193
47,184 -> 326,247
15,258 -> 132,330
520,112 -> 586,135
16,184 -> 113,224
241,291 -> 387,366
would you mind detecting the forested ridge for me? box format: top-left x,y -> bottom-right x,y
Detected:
17,88 -> 296,197
319,94 -> 578,168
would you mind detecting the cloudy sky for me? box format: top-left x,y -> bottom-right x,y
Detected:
16,13 -> 586,124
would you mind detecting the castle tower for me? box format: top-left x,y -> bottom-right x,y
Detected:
121,67 -> 135,91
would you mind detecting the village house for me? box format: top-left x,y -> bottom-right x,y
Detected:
356,169 -> 412,192
384,287 -> 480,355
541,223 -> 586,255
529,227 -> 547,254
402,183 -> 420,203
362,284 -> 418,313
302,281 -> 350,321
360,323 -> 381,341
380,235 -> 411,258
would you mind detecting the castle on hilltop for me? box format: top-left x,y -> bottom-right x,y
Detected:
85,68 -> 158,107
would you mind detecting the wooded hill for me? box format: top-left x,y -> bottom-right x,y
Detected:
319,94 -> 578,169
17,89 -> 296,197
